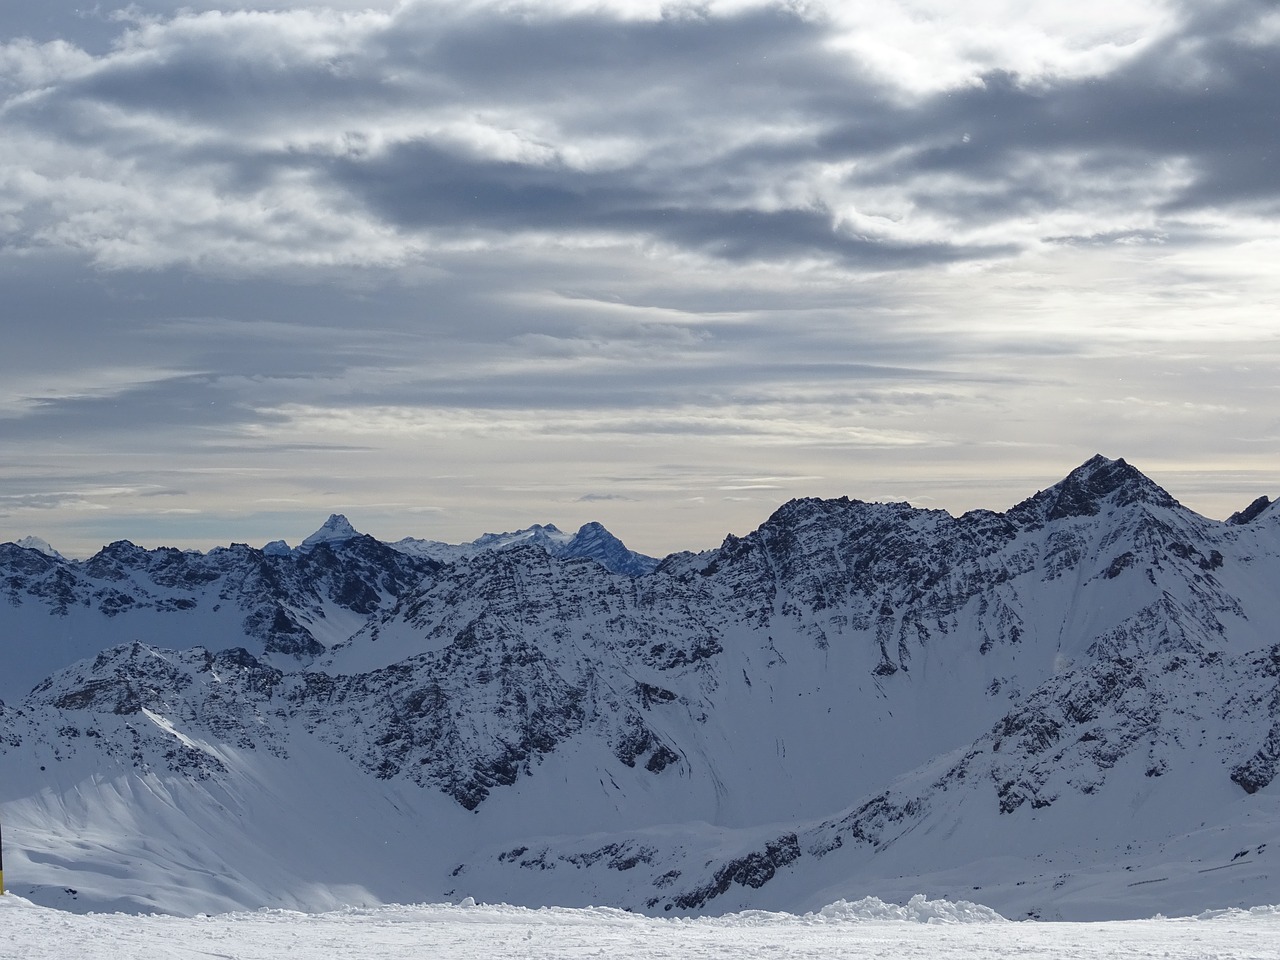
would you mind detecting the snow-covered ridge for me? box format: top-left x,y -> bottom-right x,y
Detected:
249,514 -> 660,576
1,455 -> 1278,921
387,520 -> 660,576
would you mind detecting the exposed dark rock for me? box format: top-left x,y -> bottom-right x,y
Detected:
671,834 -> 801,910
1226,496 -> 1272,526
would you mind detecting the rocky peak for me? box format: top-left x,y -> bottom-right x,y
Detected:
298,514 -> 362,552
1011,455 -> 1178,525
560,522 -> 660,577
762,496 -> 851,528
0,540 -> 63,576
82,540 -> 153,580
262,539 -> 292,556
1226,495 -> 1273,526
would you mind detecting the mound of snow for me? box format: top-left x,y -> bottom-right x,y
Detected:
812,895 -> 1007,925
1192,904 -> 1280,921
705,896 -> 1007,927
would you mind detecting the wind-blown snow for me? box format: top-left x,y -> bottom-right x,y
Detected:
2,895 -> 1278,960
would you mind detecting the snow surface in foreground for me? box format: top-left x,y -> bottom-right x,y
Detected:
3,895 -> 1279,960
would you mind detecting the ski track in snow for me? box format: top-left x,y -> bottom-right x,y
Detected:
3,896 -> 1279,960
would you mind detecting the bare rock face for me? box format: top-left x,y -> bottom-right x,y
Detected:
1227,495 -> 1273,526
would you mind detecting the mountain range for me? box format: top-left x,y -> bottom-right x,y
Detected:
0,455 -> 1276,920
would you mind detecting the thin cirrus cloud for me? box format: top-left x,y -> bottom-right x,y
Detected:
0,0 -> 1277,556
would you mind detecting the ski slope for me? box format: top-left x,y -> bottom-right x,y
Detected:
2,895 -> 1278,960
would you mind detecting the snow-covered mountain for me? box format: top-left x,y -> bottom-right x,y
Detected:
388,521 -> 660,576
12,536 -> 63,560
0,521 -> 436,701
297,513 -> 364,552
257,513 -> 658,575
0,456 -> 1277,920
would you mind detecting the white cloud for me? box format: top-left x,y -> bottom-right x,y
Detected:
822,0 -> 1176,93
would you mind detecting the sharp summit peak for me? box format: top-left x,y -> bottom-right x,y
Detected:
298,513 -> 363,551
1016,454 -> 1177,523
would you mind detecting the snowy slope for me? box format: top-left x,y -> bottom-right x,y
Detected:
0,456 -> 1277,919
6,894 -> 1279,960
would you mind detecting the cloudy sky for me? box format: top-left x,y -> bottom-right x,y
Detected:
1,0 -> 1277,558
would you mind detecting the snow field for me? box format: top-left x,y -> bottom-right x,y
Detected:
2,895 -> 1279,960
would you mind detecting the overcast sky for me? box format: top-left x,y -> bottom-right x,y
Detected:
2,0 -> 1277,558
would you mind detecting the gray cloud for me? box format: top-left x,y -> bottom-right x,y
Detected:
0,374 -> 281,442
328,133 -> 1004,265
5,0 -> 1275,270
830,9 -> 1280,221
